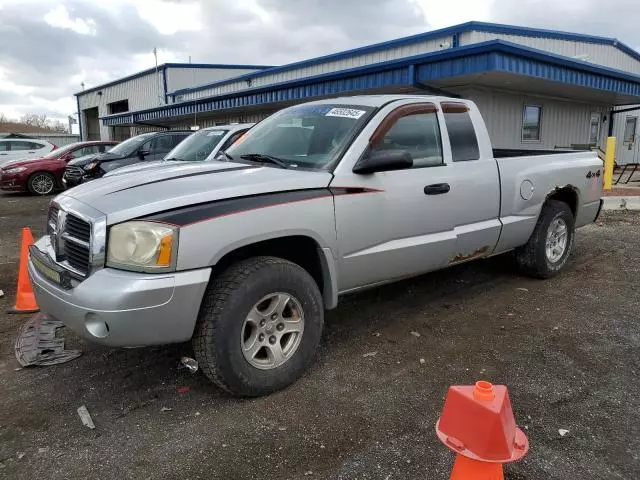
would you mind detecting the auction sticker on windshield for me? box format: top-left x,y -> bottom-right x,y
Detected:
207,131 -> 225,136
325,108 -> 366,119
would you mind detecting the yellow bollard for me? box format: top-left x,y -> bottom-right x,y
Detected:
603,136 -> 616,190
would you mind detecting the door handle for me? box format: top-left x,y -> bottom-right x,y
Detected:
424,183 -> 450,195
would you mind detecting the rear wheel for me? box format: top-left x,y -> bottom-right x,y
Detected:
27,172 -> 55,196
193,256 -> 324,397
515,200 -> 575,278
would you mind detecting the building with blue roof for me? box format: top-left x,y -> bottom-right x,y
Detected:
76,21 -> 640,153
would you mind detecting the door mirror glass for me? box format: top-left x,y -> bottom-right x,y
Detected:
353,149 -> 413,174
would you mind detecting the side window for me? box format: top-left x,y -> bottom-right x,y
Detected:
522,105 -> 542,142
148,135 -> 175,153
0,142 -> 8,151
442,103 -> 480,162
170,134 -> 189,149
10,141 -> 36,151
371,109 -> 443,168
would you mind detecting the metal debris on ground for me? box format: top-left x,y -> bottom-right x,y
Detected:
362,351 -> 378,358
558,429 -> 570,437
516,288 -> 529,292
77,405 -> 95,429
410,331 -> 421,337
0,289 -> 4,298
419,358 -> 426,364
15,313 -> 81,367
179,356 -> 199,373
160,407 -> 172,412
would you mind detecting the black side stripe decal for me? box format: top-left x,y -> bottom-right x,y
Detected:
142,189 -> 330,226
140,186 -> 383,226
107,165 -> 255,194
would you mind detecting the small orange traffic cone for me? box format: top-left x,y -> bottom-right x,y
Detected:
436,381 -> 528,479
7,227 -> 39,314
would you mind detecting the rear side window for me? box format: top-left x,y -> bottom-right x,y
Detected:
442,103 -> 480,162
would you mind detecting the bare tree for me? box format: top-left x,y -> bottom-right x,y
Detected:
20,113 -> 49,128
0,112 -> 7,124
48,120 -> 68,133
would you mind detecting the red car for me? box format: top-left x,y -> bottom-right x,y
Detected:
0,141 -> 117,195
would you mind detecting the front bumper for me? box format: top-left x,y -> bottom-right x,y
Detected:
28,236 -> 211,347
0,173 -> 27,191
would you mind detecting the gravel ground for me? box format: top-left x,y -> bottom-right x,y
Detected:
0,192 -> 638,480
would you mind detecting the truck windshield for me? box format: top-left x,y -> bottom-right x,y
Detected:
107,133 -> 155,157
164,129 -> 229,162
225,104 -> 374,170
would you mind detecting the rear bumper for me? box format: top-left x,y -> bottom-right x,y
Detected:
28,237 -> 211,347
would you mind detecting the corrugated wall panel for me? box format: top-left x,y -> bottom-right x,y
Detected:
463,88 -> 610,150
612,104 -> 640,165
166,67 -> 263,92
179,36 -> 453,101
461,31 -> 640,75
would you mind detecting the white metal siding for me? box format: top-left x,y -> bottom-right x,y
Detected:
460,31 -> 640,75
463,88 -> 610,150
179,36 -> 453,101
166,68 -> 263,93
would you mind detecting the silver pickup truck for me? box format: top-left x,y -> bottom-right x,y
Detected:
29,95 -> 603,396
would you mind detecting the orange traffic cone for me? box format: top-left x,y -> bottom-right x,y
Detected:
436,381 -> 528,479
7,227 -> 40,314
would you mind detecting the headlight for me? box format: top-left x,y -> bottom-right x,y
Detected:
4,167 -> 27,174
107,221 -> 178,272
84,161 -> 99,171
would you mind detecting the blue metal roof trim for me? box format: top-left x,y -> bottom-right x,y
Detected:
75,63 -> 275,96
168,21 -> 640,97
101,40 -> 640,127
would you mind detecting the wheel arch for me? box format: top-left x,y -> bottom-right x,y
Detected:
544,185 -> 579,218
210,234 -> 338,309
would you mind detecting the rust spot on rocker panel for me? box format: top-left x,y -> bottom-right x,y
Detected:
450,245 -> 490,264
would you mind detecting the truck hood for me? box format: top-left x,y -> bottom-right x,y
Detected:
60,161 -> 333,224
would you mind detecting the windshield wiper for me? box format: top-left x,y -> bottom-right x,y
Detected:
217,150 -> 234,161
164,157 -> 183,162
240,153 -> 290,169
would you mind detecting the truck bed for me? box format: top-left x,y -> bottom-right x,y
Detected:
493,148 -> 582,158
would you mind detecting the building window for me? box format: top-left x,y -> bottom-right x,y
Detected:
589,113 -> 600,145
624,117 -> 637,144
522,105 -> 542,142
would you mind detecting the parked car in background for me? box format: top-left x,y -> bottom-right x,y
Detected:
62,131 -> 191,188
0,141 -> 117,196
104,123 -> 254,177
30,95 -> 603,397
0,139 -> 57,166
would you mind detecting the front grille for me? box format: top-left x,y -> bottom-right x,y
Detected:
66,214 -> 91,242
63,214 -> 91,274
64,166 -> 84,180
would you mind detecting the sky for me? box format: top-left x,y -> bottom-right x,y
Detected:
1,0 -> 639,126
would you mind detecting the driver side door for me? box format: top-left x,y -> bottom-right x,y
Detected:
330,103 -> 457,292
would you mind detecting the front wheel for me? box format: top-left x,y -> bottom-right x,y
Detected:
193,256 -> 324,397
515,200 -> 575,278
27,172 -> 55,196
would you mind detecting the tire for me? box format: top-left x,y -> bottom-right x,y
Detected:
515,200 -> 575,278
193,256 -> 324,397
27,172 -> 55,196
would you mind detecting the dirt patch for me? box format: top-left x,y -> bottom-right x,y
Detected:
0,192 -> 638,479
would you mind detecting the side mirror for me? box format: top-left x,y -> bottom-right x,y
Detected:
353,149 -> 413,174
138,149 -> 150,160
